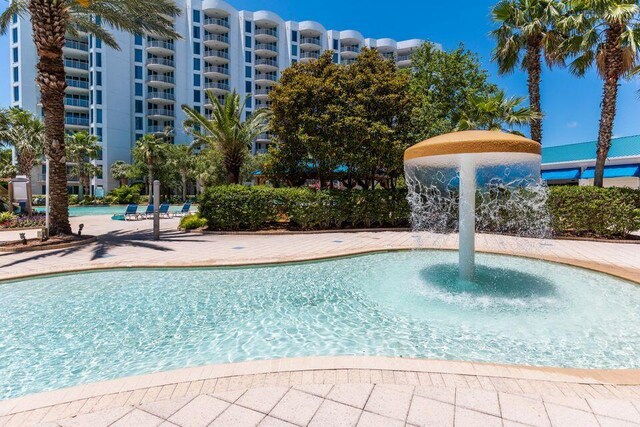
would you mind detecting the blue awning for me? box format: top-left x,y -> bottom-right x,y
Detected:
581,164 -> 640,179
541,168 -> 581,181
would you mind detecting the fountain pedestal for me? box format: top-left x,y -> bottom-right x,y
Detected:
458,156 -> 476,281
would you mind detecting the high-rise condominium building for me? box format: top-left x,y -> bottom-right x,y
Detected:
8,0 -> 436,194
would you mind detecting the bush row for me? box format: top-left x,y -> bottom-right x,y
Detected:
199,185 -> 640,238
199,186 -> 410,231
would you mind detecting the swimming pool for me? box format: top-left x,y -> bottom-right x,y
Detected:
35,205 -> 186,217
1,251 -> 639,399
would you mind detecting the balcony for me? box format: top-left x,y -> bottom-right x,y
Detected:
255,43 -> 278,57
203,65 -> 229,79
64,97 -> 89,110
204,17 -> 230,33
146,74 -> 175,88
342,58 -> 357,65
255,101 -> 271,110
204,49 -> 230,65
64,39 -> 89,53
147,125 -> 172,134
300,37 -> 321,50
147,109 -> 175,119
65,79 -> 89,93
299,51 -> 320,62
255,28 -> 278,43
382,52 -> 396,61
146,91 -> 175,104
64,59 -> 89,73
204,33 -> 229,49
396,54 -> 412,66
204,81 -> 230,95
340,45 -> 360,59
146,40 -> 174,56
257,132 -> 272,141
255,58 -> 278,72
255,73 -> 277,85
254,88 -> 271,99
147,57 -> 175,72
65,116 -> 89,127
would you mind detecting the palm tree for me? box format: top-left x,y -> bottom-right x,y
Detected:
560,0 -> 640,187
182,90 -> 270,184
110,160 -> 131,187
133,134 -> 170,202
0,108 -> 45,176
491,0 -> 565,143
65,131 -> 100,201
0,1 -> 180,235
457,90 -> 541,134
170,144 -> 194,202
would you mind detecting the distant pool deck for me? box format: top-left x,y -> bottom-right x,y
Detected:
1,214 -> 639,426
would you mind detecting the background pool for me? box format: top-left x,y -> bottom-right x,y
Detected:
35,205 -> 187,217
1,251 -> 639,399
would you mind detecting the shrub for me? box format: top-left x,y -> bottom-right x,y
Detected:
108,185 -> 142,205
199,185 -> 282,230
0,211 -> 16,224
68,194 -> 79,205
548,186 -> 640,238
179,213 -> 208,230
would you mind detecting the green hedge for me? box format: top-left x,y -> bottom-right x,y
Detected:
199,185 -> 410,231
548,186 -> 640,238
199,185 -> 640,237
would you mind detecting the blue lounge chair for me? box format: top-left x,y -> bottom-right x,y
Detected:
158,203 -> 171,218
142,204 -> 154,219
123,204 -> 139,221
174,202 -> 191,217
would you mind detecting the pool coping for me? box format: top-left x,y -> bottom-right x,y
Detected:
1,355 -> 639,417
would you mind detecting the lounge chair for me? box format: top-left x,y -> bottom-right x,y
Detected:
123,204 -> 139,221
158,203 -> 171,218
174,202 -> 191,217
141,204 -> 154,219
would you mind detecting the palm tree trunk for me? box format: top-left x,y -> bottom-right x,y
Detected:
525,38 -> 543,143
181,175 -> 187,201
17,154 -> 34,176
29,0 -> 71,235
594,25 -> 623,188
148,170 -> 154,203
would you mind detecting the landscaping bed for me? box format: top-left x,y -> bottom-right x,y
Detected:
0,235 -> 96,252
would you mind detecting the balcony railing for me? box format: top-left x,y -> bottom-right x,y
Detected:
65,116 -> 89,126
204,82 -> 230,91
301,37 -> 321,45
255,28 -> 278,38
147,125 -> 172,133
397,54 -> 411,62
255,88 -> 272,95
204,17 -> 230,28
147,91 -> 175,101
255,43 -> 278,52
66,79 -> 89,89
146,75 -> 175,85
204,65 -> 229,75
147,109 -> 175,117
147,57 -> 175,67
64,97 -> 89,108
300,51 -> 320,59
340,45 -> 360,53
257,133 -> 272,140
65,39 -> 89,51
255,73 -> 277,81
382,53 -> 396,60
147,40 -> 175,51
205,50 -> 230,59
204,34 -> 229,44
255,58 -> 278,68
342,58 -> 357,65
64,59 -> 89,70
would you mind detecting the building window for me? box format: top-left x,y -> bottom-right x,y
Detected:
96,109 -> 103,124
292,58 -> 297,64
292,45 -> 297,56
12,67 -> 18,83
135,117 -> 143,130
135,66 -> 142,80
245,66 -> 251,78
245,35 -> 251,48
135,34 -> 143,46
96,127 -> 103,139
333,53 -> 339,63
96,38 -> 102,49
193,42 -> 200,55
193,58 -> 200,71
95,52 -> 102,67
245,51 -> 251,63
135,49 -> 143,62
135,133 -> 143,142
11,28 -> 18,44
96,71 -> 102,86
292,30 -> 298,42
245,21 -> 252,33
12,47 -> 18,62
96,90 -> 103,104
135,100 -> 143,113
194,90 -> 201,103
333,39 -> 339,50
245,81 -> 252,93
193,26 -> 200,39
13,86 -> 19,102
12,14 -> 17,24
135,82 -> 143,97
193,9 -> 200,23
193,74 -> 201,87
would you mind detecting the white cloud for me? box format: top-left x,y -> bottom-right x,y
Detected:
566,121 -> 578,128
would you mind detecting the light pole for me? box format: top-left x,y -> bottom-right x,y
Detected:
153,180 -> 160,240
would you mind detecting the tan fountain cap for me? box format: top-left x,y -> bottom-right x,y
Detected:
404,130 -> 541,161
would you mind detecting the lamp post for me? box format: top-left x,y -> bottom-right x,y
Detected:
153,180 -> 160,240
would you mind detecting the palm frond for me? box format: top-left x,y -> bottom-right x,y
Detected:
0,0 -> 28,35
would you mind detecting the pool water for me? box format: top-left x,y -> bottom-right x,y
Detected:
35,205 -> 186,217
1,251 -> 639,399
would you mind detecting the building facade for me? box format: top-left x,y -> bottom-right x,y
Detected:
8,0 -> 433,195
541,135 -> 640,189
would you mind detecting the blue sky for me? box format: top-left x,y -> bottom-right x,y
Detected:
1,0 -> 639,147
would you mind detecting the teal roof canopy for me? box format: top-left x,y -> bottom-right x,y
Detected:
541,168 -> 581,181
581,165 -> 640,179
542,135 -> 640,164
